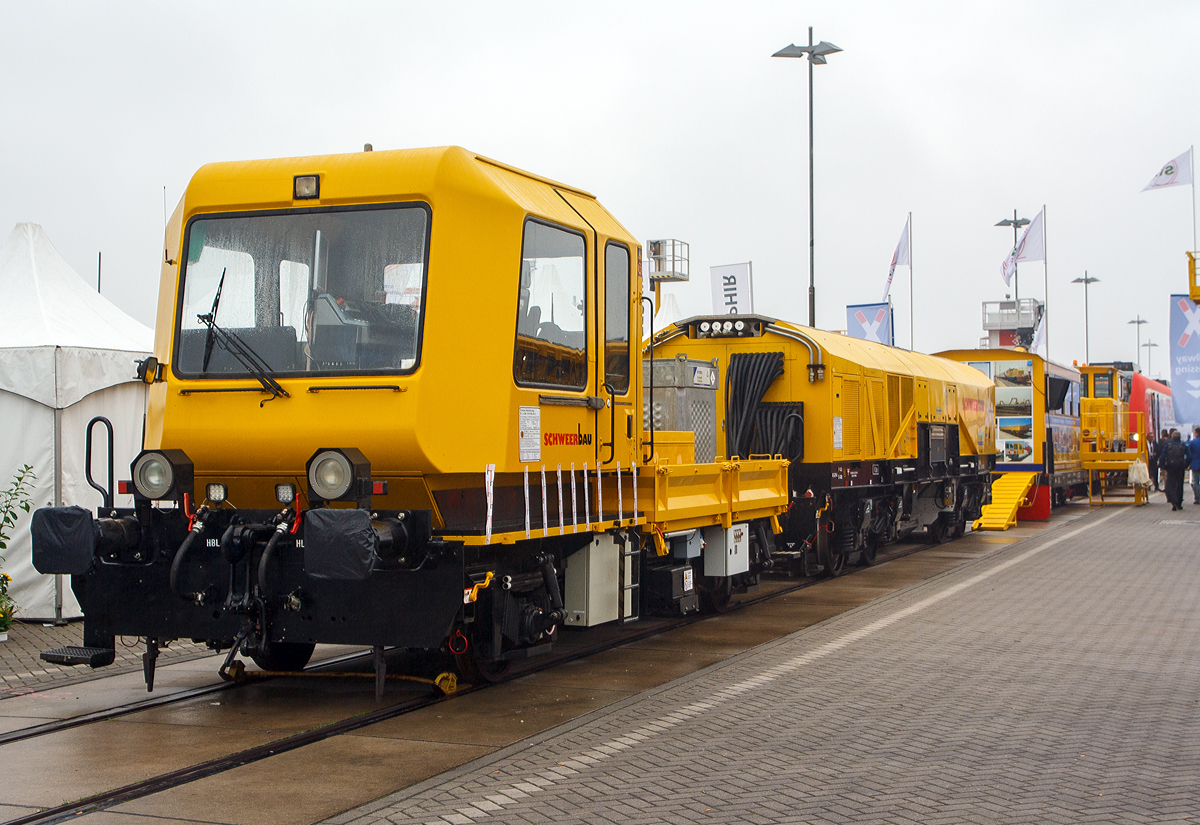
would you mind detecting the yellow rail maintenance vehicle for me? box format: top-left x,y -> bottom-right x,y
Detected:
646,318 -> 996,578
1078,361 -> 1134,452
30,147 -> 788,688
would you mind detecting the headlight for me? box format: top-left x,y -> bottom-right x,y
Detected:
130,449 -> 194,501
205,483 -> 228,503
134,454 -> 174,499
275,483 -> 296,504
734,320 -> 745,332
722,321 -> 734,333
310,452 -> 352,500
699,321 -> 711,333
305,447 -> 371,505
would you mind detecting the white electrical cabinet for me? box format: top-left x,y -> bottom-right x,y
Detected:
564,534 -> 620,627
702,523 -> 750,577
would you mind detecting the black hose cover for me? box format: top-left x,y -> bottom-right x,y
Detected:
31,506 -> 97,575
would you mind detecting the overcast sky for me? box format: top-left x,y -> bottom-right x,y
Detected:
2,1 -> 1197,377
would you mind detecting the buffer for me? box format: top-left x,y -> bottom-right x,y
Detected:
973,472 -> 1037,531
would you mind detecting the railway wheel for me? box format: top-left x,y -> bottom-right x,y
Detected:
697,575 -> 734,613
857,534 -> 879,566
456,652 -> 511,684
927,517 -> 949,545
250,641 -> 315,672
819,545 -> 847,576
949,509 -> 967,539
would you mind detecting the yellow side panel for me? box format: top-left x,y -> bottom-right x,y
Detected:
651,459 -> 788,529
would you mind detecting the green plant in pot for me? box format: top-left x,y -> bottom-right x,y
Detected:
0,464 -> 35,639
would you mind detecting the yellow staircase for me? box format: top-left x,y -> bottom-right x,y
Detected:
973,472 -> 1037,531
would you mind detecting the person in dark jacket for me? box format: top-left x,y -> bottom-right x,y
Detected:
1163,430 -> 1188,510
1157,429 -> 1170,491
1147,433 -> 1161,492
1189,427 -> 1200,504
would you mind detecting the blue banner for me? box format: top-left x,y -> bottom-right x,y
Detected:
1169,294 -> 1200,425
846,302 -> 894,346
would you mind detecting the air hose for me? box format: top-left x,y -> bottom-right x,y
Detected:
257,517 -> 292,599
170,509 -> 208,603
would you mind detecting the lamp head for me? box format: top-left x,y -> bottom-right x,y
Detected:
773,41 -> 842,62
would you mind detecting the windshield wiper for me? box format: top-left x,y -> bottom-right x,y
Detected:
201,268 -> 226,373
196,305 -> 290,406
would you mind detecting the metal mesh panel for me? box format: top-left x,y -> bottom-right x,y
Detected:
690,397 -> 717,462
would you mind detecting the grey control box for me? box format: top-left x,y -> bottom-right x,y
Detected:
643,355 -> 719,463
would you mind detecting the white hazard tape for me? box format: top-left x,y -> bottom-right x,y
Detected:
484,464 -> 496,545
617,461 -> 623,524
632,463 -> 638,522
570,462 -> 578,533
556,464 -> 565,536
540,466 -> 549,539
596,465 -> 603,528
583,462 -> 591,531
523,466 -> 530,540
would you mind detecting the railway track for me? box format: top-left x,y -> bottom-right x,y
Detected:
1,535 -> 947,825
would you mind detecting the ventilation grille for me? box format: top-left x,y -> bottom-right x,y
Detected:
842,378 -> 861,456
887,374 -> 901,448
869,379 -> 884,456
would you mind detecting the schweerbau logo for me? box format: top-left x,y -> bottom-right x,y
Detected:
544,424 -> 593,447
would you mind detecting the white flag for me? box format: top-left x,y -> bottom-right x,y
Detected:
882,216 -> 910,302
1001,208 -> 1045,287
1142,149 -> 1193,192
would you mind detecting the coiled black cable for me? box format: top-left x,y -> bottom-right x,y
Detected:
725,351 -> 785,459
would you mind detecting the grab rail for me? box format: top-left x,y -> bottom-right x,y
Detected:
85,416 -> 115,509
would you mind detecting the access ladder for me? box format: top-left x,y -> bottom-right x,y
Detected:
972,472 -> 1038,531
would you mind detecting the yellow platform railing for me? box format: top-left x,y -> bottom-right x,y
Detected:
1081,411 -> 1148,505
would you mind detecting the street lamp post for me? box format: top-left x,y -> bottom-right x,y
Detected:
1143,340 -> 1159,378
996,210 -> 1031,303
1071,272 -> 1100,363
1128,315 -> 1148,372
774,28 -> 842,328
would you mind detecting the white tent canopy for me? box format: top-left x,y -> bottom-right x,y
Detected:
0,223 -> 152,620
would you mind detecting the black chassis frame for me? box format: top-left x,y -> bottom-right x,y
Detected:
779,447 -> 995,553
73,505 -> 465,656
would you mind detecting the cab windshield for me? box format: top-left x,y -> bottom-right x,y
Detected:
175,204 -> 429,377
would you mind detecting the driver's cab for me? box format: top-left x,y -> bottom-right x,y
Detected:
1079,362 -> 1133,451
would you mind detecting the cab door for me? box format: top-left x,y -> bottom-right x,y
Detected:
556,191 -> 640,470
600,241 -> 636,467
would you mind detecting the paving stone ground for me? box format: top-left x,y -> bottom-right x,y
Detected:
0,620 -> 207,697
328,503 -> 1200,825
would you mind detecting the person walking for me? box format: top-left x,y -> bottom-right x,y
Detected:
1147,432 -> 1161,492
1189,427 -> 1200,504
1163,430 -> 1189,510
1157,429 -> 1170,491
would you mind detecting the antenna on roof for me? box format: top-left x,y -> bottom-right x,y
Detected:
97,251 -> 102,294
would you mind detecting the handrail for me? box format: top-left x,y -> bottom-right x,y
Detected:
85,416 -> 114,510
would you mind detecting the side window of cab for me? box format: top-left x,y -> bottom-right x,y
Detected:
513,220 -> 587,389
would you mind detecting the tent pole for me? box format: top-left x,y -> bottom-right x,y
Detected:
53,406 -> 64,623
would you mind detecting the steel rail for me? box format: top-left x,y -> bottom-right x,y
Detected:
0,646 -> 379,747
2,536 -> 940,825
